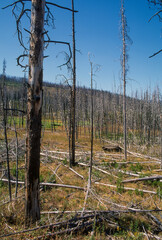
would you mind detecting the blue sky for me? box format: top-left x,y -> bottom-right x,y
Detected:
0,0 -> 161,95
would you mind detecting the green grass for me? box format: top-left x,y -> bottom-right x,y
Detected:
11,166 -> 25,181
129,163 -> 143,173
42,119 -> 62,129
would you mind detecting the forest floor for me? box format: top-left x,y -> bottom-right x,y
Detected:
0,125 -> 162,239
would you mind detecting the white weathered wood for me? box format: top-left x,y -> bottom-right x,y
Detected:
40,152 -> 64,160
122,175 -> 162,183
78,162 -> 118,178
68,167 -> 84,179
41,209 -> 162,214
1,179 -> 84,191
102,139 -> 161,162
95,182 -> 156,194
116,169 -> 139,177
41,160 -> 63,183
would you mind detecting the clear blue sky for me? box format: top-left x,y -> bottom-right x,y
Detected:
0,0 -> 161,96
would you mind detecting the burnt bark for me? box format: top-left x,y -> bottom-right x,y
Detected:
1,60 -> 12,201
70,0 -> 76,167
90,62 -> 93,188
25,0 -> 45,226
121,0 -> 127,160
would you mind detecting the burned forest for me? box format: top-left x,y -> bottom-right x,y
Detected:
0,0 -> 162,239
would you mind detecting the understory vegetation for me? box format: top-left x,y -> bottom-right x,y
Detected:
0,77 -> 161,239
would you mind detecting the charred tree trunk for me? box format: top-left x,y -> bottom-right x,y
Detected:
88,60 -> 93,188
1,60 -> 12,201
89,61 -> 93,188
70,0 -> 76,167
121,0 -> 127,160
22,74 -> 27,128
11,110 -> 19,198
160,114 -> 162,169
25,0 -> 45,226
69,89 -> 72,165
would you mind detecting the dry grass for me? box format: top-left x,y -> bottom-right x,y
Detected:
0,125 -> 162,239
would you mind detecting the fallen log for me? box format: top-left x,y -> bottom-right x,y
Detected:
102,146 -> 122,153
122,175 -> 162,183
101,139 -> 161,162
1,179 -> 84,191
40,152 -> 64,160
146,212 -> 162,231
95,182 -> 156,194
0,214 -> 99,239
41,209 -> 162,215
116,169 -> 139,177
140,233 -> 162,240
78,162 -> 118,178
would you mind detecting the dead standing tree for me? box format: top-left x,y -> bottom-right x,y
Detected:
120,0 -> 132,160
3,0 -> 77,225
25,0 -> 45,225
70,0 -> 76,167
88,54 -> 100,188
0,59 -> 12,201
147,0 -> 162,166
89,56 -> 93,188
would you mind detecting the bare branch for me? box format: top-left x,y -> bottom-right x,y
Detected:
17,54 -> 29,69
56,74 -> 72,89
45,3 -> 55,28
45,2 -> 78,13
14,8 -> 30,51
3,1 -> 31,52
57,51 -> 72,69
148,9 -> 162,22
45,40 -> 72,68
2,0 -> 30,10
43,31 -> 50,49
23,28 -> 31,35
148,0 -> 162,6
4,108 -> 26,114
149,49 -> 162,58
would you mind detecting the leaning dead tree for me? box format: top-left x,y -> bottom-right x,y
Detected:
3,0 -> 77,225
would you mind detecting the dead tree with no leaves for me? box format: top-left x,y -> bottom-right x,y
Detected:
25,0 -> 45,225
3,0 -> 77,225
0,60 -> 12,201
88,54 -> 100,188
70,0 -> 76,167
120,0 -> 132,160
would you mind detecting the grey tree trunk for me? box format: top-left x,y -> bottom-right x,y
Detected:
89,62 -> 93,188
1,60 -> 12,201
160,113 -> 162,169
121,0 -> 127,160
12,112 -> 19,198
25,0 -> 45,226
70,0 -> 76,167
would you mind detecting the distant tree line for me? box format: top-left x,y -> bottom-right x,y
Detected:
0,75 -> 161,151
